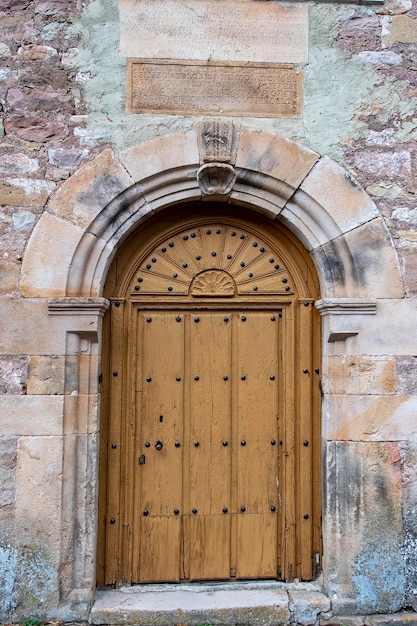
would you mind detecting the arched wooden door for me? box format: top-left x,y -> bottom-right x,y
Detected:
97,209 -> 322,585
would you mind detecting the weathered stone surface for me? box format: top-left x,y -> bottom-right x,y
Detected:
35,0 -> 75,14
91,585 -> 290,626
17,65 -> 69,90
338,17 -> 381,58
0,356 -> 27,394
382,15 -> 417,45
4,114 -> 68,143
0,0 -> 31,9
359,51 -> 403,66
48,147 -> 87,169
289,591 -> 331,625
235,127 -> 319,208
0,153 -> 39,175
323,356 -> 397,395
21,212 -> 83,297
396,356 -> 417,395
324,441 -> 405,614
0,42 -> 11,58
119,131 -> 199,182
48,148 -> 134,228
0,260 -> 18,295
324,394 -> 417,441
17,44 -> 58,59
0,395 -> 63,436
27,356 -> 65,395
0,177 -> 55,207
299,156 -> 379,238
14,436 -> 62,615
119,0 -> 308,64
12,210 -> 36,231
365,616 -> 417,626
7,87 -> 73,113
400,248 -> 417,296
353,150 -> 412,180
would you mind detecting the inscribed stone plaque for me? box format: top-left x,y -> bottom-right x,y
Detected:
119,0 -> 308,64
127,60 -> 302,118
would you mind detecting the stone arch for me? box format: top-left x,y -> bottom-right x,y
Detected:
19,126 -> 405,617
21,126 -> 403,302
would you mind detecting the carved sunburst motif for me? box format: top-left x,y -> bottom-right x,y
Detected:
129,223 -> 294,296
190,270 -> 235,297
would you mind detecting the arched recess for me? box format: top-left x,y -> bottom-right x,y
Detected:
19,124 -> 403,611
97,204 -> 322,585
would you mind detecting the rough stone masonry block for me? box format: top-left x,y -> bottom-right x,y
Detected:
48,148 -> 134,229
0,355 -> 28,394
324,441 -> 405,614
13,435 -> 63,620
27,355 -> 65,395
0,437 -> 17,526
323,356 -> 397,396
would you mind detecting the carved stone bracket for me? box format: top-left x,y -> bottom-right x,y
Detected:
315,298 -> 377,342
197,118 -> 239,196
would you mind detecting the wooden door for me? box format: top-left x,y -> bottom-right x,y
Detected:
98,215 -> 322,586
132,309 -> 280,582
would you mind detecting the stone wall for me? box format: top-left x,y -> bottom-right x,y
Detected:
0,0 -> 417,621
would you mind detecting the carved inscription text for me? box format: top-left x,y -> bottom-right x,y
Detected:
127,60 -> 302,118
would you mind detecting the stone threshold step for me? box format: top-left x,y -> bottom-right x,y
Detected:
89,581 -> 330,626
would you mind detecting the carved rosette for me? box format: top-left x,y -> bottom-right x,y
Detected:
197,162 -> 237,196
190,270 -> 236,297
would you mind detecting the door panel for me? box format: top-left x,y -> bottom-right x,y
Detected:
236,514 -> 277,579
139,516 -> 182,582
184,515 -> 230,581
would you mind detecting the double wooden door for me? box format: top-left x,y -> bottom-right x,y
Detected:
98,215 -> 322,586
134,309 -> 280,582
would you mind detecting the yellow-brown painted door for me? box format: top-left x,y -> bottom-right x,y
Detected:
133,309 -> 280,582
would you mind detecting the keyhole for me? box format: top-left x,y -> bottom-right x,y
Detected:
159,415 -> 163,423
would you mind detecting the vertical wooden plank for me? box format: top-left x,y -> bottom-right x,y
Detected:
236,514 -> 277,579
185,312 -> 232,579
185,515 -> 230,580
139,517 -> 181,582
235,311 -> 279,578
134,311 -> 184,582
312,305 -> 322,576
297,301 -> 313,580
105,300 -> 125,584
281,303 -> 296,580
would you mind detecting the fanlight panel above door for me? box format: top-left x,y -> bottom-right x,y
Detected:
128,224 -> 294,297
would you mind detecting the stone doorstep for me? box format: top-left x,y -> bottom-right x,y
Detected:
89,582 -> 330,626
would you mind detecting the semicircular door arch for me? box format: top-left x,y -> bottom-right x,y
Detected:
97,208 -> 322,586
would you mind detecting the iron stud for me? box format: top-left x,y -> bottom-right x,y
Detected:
241,440 -> 246,446
145,441 -> 150,448
194,441 -> 200,447
176,316 -> 181,322
253,242 -> 258,247
192,508 -> 198,514
194,375 -> 199,381
212,252 -> 216,257
282,278 -> 288,283
191,233 -> 196,238
285,286 -> 291,291
240,262 -> 245,267
223,507 -> 228,514
253,286 -> 258,291
152,257 -> 157,263
113,371 -> 118,377
231,231 -> 236,236
175,441 -> 181,447
155,440 -> 163,450
183,235 -> 189,240
270,375 -> 275,380
271,316 -> 276,321
138,278 -> 143,283
174,509 -> 180,515
169,242 -> 174,247
241,375 -> 246,380
269,258 -> 274,263
303,369 -> 309,374
223,441 -> 228,446
240,234 -> 245,239
304,440 -> 309,446
224,317 -> 229,322
196,255 -> 201,260
168,287 -> 173,291
143,510 -> 149,517
146,376 -> 152,382
227,254 -> 232,259
176,377 -> 181,381
223,375 -> 228,381
146,264 -> 151,269
135,286 -> 140,291
110,518 -> 116,524
304,514 -> 309,519
275,264 -> 280,270
271,506 -> 276,512
111,443 -> 117,449
146,317 -> 152,322
183,263 -> 188,268
241,316 -> 246,321
206,229 -> 211,234
260,247 -> 265,252
216,229 -> 221,234
173,273 -> 178,278
315,368 -> 320,374
194,317 -> 200,323
115,301 -> 121,306
161,247 -> 167,252
241,506 -> 246,512
271,439 -> 276,446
